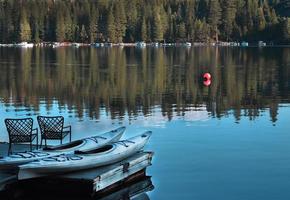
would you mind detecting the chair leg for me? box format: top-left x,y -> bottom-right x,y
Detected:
30,142 -> 32,151
60,139 -> 62,145
70,132 -> 72,142
8,143 -> 12,155
40,138 -> 42,148
36,135 -> 39,149
45,139 -> 47,147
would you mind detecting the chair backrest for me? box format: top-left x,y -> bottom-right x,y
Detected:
37,116 -> 64,136
5,118 -> 33,136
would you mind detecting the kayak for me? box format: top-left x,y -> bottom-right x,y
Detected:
0,126 -> 126,169
18,131 -> 152,180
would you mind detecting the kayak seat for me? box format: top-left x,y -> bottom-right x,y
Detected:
75,145 -> 113,154
43,140 -> 83,151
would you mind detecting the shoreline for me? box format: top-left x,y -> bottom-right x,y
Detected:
0,41 -> 289,48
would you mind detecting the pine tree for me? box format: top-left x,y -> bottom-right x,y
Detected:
164,5 -> 174,42
72,14 -> 79,42
80,24 -> 88,42
106,6 -> 116,42
251,0 -> 260,31
125,0 -> 138,42
114,0 -> 127,43
0,4 -> 4,42
207,0 -> 222,42
221,0 -> 237,41
185,1 -> 196,41
19,8 -> 31,42
34,23 -> 40,43
270,8 -> 279,25
194,19 -> 209,42
160,5 -> 168,41
141,16 -> 147,42
89,6 -> 99,43
56,10 -> 65,42
65,12 -> 74,41
31,2 -> 43,43
147,20 -> 152,42
246,0 -> 254,33
152,7 -> 163,42
178,22 -> 186,41
263,1 -> 272,24
257,7 -> 266,31
282,18 -> 290,41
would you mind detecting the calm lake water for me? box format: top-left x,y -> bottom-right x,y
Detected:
0,46 -> 290,199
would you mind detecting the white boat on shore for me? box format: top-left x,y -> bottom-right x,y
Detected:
18,131 -> 152,180
185,42 -> 192,47
0,127 -> 125,169
136,42 -> 146,48
72,43 -> 80,48
241,41 -> 249,47
16,42 -> 34,48
258,41 -> 266,47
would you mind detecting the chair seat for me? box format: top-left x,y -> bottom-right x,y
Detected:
10,134 -> 37,143
42,131 -> 70,140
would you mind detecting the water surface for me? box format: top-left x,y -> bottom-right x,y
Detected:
0,46 -> 290,199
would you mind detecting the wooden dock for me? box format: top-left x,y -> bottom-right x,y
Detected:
0,172 -> 17,192
97,175 -> 153,200
1,151 -> 154,198
2,175 -> 153,200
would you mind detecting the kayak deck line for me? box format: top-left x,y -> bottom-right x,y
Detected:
17,131 -> 151,176
1,151 -> 154,197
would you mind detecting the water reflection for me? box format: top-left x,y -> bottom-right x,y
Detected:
0,47 -> 289,124
1,47 -> 290,200
0,176 -> 154,200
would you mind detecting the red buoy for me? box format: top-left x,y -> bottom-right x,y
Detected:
203,73 -> 211,80
203,73 -> 211,86
203,79 -> 211,86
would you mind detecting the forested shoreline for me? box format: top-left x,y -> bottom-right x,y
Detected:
0,0 -> 290,44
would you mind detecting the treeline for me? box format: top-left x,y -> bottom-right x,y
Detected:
0,0 -> 290,43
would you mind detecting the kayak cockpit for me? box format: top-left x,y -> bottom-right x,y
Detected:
75,144 -> 114,155
43,140 -> 84,151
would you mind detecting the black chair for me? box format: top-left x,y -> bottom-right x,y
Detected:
37,116 -> 71,147
5,118 -> 38,154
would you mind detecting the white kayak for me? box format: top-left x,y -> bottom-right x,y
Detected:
18,131 -> 152,180
0,127 -> 126,169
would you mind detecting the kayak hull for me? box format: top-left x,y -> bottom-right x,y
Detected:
18,131 -> 152,180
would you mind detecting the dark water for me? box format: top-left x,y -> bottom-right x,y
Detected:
0,46 -> 290,199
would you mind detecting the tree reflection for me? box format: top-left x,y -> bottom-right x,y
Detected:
0,47 -> 289,123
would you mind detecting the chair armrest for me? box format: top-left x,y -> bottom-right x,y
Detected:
32,128 -> 38,134
63,126 -> 71,131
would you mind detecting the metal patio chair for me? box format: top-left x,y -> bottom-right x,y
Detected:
37,116 -> 71,147
5,118 -> 38,154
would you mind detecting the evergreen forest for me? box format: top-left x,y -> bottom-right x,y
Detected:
0,0 -> 290,43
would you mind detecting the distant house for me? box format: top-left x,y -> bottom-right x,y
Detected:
136,42 -> 146,48
258,41 -> 266,47
241,41 -> 249,47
